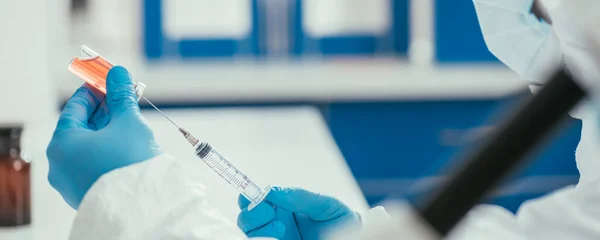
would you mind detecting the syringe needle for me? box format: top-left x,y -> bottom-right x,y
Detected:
142,96 -> 199,146
142,97 -> 180,129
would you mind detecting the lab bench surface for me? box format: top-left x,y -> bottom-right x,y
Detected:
0,106 -> 368,239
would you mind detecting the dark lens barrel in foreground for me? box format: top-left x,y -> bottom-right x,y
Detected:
417,70 -> 586,236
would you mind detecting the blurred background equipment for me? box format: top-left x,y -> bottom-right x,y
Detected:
0,0 -> 583,238
419,69 -> 585,235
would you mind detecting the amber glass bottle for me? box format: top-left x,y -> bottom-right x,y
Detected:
0,126 -> 30,226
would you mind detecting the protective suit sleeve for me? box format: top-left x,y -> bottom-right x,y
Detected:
473,0 -> 564,90
337,186 -> 600,240
447,182 -> 600,239
68,154 -> 250,240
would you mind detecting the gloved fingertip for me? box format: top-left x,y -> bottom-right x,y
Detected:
266,186 -> 317,207
269,186 -> 284,192
57,85 -> 104,130
238,194 -> 251,210
70,84 -> 93,100
106,66 -> 131,84
265,186 -> 287,202
105,65 -> 139,115
265,187 -> 353,222
82,83 -> 106,101
237,202 -> 276,233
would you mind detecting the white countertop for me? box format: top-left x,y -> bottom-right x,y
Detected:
0,106 -> 368,239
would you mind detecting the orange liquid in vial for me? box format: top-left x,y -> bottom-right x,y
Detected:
68,55 -> 114,94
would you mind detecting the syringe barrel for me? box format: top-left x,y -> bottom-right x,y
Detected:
195,142 -> 270,209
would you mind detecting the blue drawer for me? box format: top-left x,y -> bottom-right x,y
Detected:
326,98 -> 581,212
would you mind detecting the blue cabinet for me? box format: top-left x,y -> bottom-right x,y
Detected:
326,97 -> 581,212
143,0 -> 409,59
291,0 -> 409,56
435,0 -> 498,62
143,0 -> 260,59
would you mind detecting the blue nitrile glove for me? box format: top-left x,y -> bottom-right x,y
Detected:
237,187 -> 360,240
46,66 -> 162,209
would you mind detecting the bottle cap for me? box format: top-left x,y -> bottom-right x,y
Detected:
0,124 -> 23,158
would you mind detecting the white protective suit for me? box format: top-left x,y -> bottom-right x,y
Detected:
67,0 -> 600,239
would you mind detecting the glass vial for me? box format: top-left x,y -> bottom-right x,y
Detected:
68,45 -> 146,99
0,125 -> 31,227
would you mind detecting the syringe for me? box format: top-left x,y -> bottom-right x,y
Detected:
68,45 -> 270,210
144,98 -> 271,210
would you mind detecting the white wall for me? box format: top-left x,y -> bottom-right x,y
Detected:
0,0 -> 56,122
0,1 -> 77,239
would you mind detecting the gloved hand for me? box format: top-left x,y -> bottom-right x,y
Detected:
237,187 -> 360,240
47,66 -> 162,209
